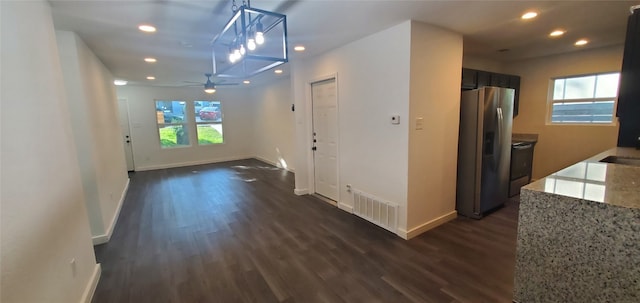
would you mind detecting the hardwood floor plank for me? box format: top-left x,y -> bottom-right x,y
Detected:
92,159 -> 519,303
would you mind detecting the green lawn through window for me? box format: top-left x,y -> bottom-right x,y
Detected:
197,124 -> 223,145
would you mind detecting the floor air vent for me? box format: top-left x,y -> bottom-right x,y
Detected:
352,190 -> 398,233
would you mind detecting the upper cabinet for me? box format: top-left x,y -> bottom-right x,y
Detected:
462,68 -> 521,117
617,7 -> 640,147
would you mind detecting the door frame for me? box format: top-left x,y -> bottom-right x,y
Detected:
118,98 -> 136,171
306,73 -> 340,202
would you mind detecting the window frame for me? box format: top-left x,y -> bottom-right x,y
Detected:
155,100 -> 191,149
547,72 -> 620,126
193,100 -> 224,146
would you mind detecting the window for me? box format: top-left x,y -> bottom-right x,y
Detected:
194,101 -> 224,145
549,72 -> 619,124
156,100 -> 189,148
155,100 -> 224,148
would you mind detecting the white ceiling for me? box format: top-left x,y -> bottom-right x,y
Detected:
50,0 -> 637,87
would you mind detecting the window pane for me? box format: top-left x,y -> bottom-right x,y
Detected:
551,101 -> 614,123
195,101 -> 222,123
197,124 -> 223,145
563,75 -> 595,99
595,73 -> 619,98
156,100 -> 185,124
553,79 -> 565,100
158,125 -> 190,148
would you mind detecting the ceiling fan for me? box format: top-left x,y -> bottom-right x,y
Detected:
183,73 -> 238,94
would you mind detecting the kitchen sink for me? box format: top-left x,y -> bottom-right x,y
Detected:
599,156 -> 640,167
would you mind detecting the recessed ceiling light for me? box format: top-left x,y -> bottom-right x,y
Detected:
146,76 -> 155,80
274,69 -> 283,74
294,45 -> 306,52
521,11 -> 538,20
243,80 -> 250,84
549,30 -> 566,37
113,80 -> 128,86
575,39 -> 589,46
144,57 -> 157,63
138,24 -> 156,33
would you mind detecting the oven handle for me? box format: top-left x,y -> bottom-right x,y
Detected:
513,143 -> 533,150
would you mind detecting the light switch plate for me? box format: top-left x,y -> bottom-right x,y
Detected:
416,117 -> 424,130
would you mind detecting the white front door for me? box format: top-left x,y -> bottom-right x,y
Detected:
117,98 -> 135,171
311,78 -> 338,201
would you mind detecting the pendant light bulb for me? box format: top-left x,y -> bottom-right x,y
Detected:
255,32 -> 264,45
247,38 -> 256,51
229,49 -> 238,63
255,22 -> 265,45
240,44 -> 246,55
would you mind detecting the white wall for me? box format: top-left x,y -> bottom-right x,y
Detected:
1,1 -> 99,302
505,46 -> 623,178
116,86 -> 255,170
406,21 -> 463,237
251,77 -> 296,171
462,55 -> 506,73
57,31 -> 129,243
292,21 -> 412,231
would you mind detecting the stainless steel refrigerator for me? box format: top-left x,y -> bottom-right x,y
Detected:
456,86 -> 514,219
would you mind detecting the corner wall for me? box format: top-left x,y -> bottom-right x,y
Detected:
251,77 -> 296,171
1,1 -> 99,302
292,21 -> 412,231
505,46 -> 623,178
405,21 -> 463,238
56,31 -> 130,243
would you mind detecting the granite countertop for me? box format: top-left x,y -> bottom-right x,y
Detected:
523,147 -> 640,209
512,133 -> 538,144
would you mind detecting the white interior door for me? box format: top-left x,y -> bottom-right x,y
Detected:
311,78 -> 338,201
117,98 -> 135,171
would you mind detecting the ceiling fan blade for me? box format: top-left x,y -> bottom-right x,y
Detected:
183,81 -> 205,84
179,84 -> 203,87
215,83 -> 240,86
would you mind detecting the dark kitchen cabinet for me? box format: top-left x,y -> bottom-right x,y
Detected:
490,73 -> 510,87
476,71 -> 491,88
509,76 -> 521,117
461,68 -> 477,89
617,7 -> 640,147
461,68 -> 521,117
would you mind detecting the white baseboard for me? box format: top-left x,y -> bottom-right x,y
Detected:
294,188 -> 309,195
397,210 -> 458,240
136,155 -> 253,171
79,264 -> 101,303
92,178 -> 129,245
337,202 -> 353,213
253,156 -> 295,173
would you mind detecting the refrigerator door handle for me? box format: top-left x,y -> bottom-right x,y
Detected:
496,107 -> 503,168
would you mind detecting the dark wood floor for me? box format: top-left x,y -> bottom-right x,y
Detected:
92,159 -> 519,303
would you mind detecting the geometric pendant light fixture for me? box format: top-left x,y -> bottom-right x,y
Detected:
211,0 -> 288,78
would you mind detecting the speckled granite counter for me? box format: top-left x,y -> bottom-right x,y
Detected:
513,147 -> 640,303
